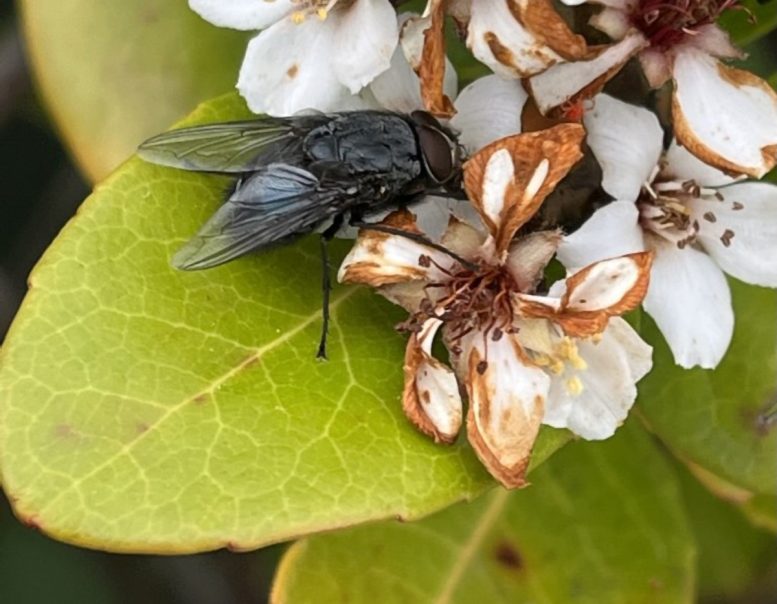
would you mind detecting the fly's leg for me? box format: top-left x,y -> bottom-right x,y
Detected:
317,214 -> 345,360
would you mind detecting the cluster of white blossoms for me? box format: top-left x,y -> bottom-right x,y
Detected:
190,0 -> 777,487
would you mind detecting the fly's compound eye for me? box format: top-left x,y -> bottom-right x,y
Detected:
417,124 -> 456,185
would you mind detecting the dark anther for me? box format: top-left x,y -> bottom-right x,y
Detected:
476,360 -> 489,375
491,328 -> 504,342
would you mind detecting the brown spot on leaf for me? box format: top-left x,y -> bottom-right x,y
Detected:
23,515 -> 42,531
54,424 -> 74,438
494,541 -> 523,570
193,393 -> 210,405
136,422 -> 150,434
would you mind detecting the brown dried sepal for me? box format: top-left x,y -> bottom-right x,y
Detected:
418,0 -> 456,117
463,123 -> 585,254
464,345 -> 544,489
511,0 -> 587,60
517,252 -> 653,338
672,63 -> 777,177
402,330 -> 461,444
339,210 -> 427,287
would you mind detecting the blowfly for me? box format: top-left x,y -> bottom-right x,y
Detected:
138,110 -> 467,358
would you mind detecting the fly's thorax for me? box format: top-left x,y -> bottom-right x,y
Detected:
303,112 -> 423,181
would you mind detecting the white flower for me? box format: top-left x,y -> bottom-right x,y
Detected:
558,93 -> 777,369
188,0 -> 400,116
339,126 -> 654,488
400,0 -> 596,118
531,0 -> 777,177
445,0 -> 589,78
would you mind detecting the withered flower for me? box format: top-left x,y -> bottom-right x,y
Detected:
338,124 -> 654,488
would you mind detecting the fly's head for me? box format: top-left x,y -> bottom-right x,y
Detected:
410,110 -> 464,193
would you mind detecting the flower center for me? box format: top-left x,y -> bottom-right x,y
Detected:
290,0 -> 340,23
431,264 -> 518,349
637,170 -> 708,248
631,0 -> 741,49
399,258 -> 520,372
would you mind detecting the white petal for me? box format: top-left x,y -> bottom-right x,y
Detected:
558,201 -> 646,270
689,182 -> 777,287
238,18 -> 353,115
449,75 -> 527,153
590,7 -> 631,39
188,0 -> 293,30
403,318 -> 463,443
338,213 -> 458,286
584,94 -> 664,201
684,24 -> 743,61
544,318 -> 652,439
465,333 -> 550,488
333,0 -> 398,93
643,239 -> 733,369
370,31 -> 457,113
467,0 -> 562,78
529,33 -> 647,114
672,49 -> 777,177
564,254 -> 650,312
664,140 -> 735,187
411,196 -> 485,241
505,231 -> 561,291
638,48 -> 672,89
480,149 -> 515,226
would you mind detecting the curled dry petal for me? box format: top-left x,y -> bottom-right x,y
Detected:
403,318 -> 463,443
517,252 -> 653,337
672,49 -> 777,177
528,33 -> 647,115
465,335 -> 550,489
516,0 -> 588,60
466,0 -> 586,79
337,210 -> 456,286
463,124 -> 585,255
403,0 -> 455,117
505,230 -> 562,292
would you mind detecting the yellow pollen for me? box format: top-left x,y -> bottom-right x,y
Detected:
549,359 -> 565,375
565,376 -> 584,396
291,11 -> 306,24
569,350 -> 587,371
532,354 -> 551,367
317,8 -> 328,19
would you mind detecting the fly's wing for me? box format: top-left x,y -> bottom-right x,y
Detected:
172,164 -> 345,270
138,114 -> 329,173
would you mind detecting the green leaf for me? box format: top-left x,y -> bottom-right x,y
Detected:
0,93 -> 570,553
720,1 -> 777,47
637,280 -> 777,496
20,0 -> 248,182
674,462 -> 776,602
272,420 -> 695,604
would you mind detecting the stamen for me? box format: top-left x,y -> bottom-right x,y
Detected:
565,376 -> 584,396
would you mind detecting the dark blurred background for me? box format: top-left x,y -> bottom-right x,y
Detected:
1,0 -> 776,602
